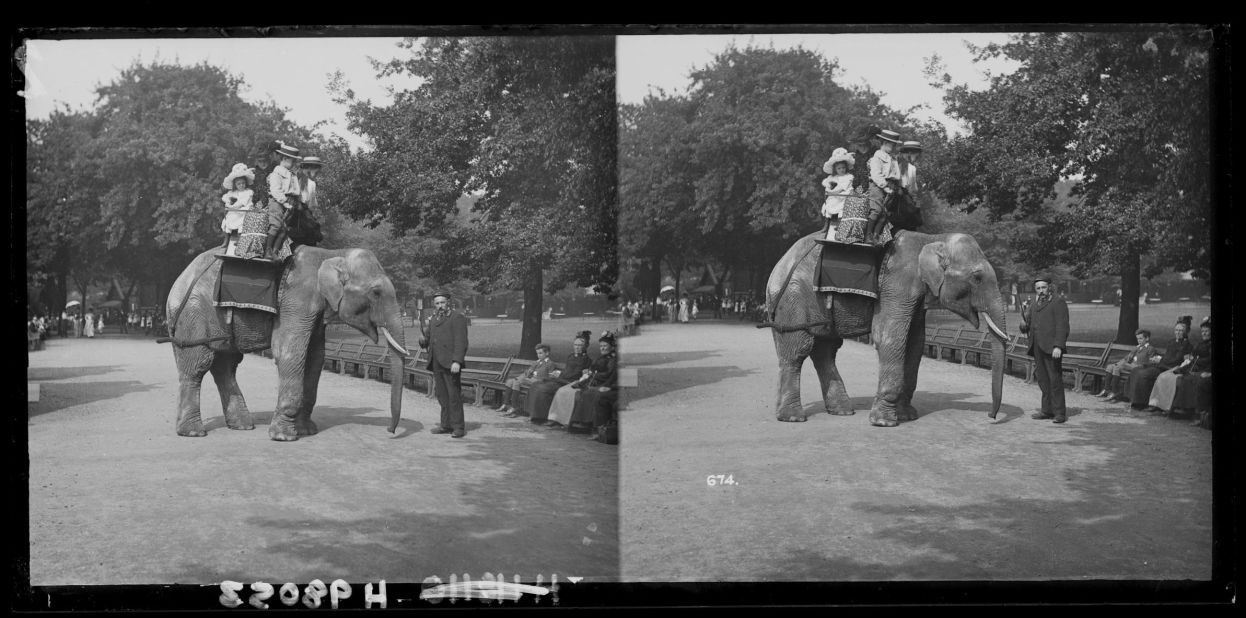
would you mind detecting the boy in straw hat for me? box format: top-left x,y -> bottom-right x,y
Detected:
898,140 -> 922,194
262,140 -> 303,260
219,163 -> 256,256
292,155 -> 325,247
820,147 -> 855,240
865,128 -> 903,242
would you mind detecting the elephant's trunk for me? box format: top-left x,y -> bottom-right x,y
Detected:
980,297 -> 1008,420
379,310 -> 406,434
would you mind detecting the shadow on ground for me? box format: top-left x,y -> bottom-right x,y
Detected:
28,366 -> 120,381
169,432 -> 620,584
761,418 -> 1211,581
28,380 -> 157,417
798,393 -> 1026,424
620,350 -> 723,368
630,365 -> 757,401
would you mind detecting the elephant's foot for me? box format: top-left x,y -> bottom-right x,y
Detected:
294,418 -> 319,436
176,415 -> 207,437
896,402 -> 919,422
824,394 -> 855,415
777,413 -> 808,422
868,406 -> 900,427
225,412 -> 255,430
268,419 -> 300,442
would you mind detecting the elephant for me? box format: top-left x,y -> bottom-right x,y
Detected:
164,246 -> 411,440
763,230 -> 1008,427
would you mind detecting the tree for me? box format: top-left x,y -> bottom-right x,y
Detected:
88,61 -> 315,303
618,94 -> 700,300
26,108 -> 107,315
619,45 -> 916,297
330,37 -> 617,358
933,31 -> 1214,343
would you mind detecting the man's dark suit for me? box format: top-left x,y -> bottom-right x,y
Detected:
420,310 -> 469,431
1022,293 -> 1070,421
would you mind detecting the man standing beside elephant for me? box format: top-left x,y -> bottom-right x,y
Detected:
420,292 -> 470,438
1020,276 -> 1070,424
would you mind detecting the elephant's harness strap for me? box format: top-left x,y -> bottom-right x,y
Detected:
156,255 -> 230,348
756,319 -> 836,333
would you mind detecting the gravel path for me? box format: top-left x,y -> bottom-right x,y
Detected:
619,321 -> 1212,582
27,335 -> 617,585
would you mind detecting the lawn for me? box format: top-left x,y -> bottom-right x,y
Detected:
926,300 -> 1212,347
326,316 -> 623,359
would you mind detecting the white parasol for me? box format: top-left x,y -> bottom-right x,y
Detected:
65,300 -> 81,308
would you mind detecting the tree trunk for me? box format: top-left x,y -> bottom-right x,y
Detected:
1116,252 -> 1141,344
518,267 -> 543,360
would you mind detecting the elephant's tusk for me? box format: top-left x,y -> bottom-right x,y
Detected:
981,312 -> 1008,341
379,326 -> 411,357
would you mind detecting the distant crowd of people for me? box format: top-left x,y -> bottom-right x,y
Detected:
618,294 -> 766,330
27,309 -> 165,342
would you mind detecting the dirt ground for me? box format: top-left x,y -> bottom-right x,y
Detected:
26,335 -> 617,586
619,320 -> 1212,582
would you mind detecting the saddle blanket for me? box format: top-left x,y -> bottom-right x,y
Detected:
815,240 -> 880,298
215,255 -> 281,314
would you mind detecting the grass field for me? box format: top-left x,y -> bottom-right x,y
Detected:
326,316 -> 623,359
926,300 -> 1211,346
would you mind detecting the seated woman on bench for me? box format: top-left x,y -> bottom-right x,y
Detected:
526,331 -> 594,425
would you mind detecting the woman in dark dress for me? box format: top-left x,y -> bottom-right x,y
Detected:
1171,318 -> 1212,425
1121,316 -> 1193,408
568,331 -> 619,435
525,331 -> 594,424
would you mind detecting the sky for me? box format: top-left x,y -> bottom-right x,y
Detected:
22,30 -> 1020,150
21,36 -> 420,150
616,32 -> 1020,133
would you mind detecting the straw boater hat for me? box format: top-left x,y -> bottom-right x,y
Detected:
900,140 -> 923,153
876,129 -> 902,144
222,163 -> 255,190
300,156 -> 323,169
822,147 -> 856,174
273,141 -> 301,160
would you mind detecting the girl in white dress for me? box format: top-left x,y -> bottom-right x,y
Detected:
219,163 -> 256,256
820,148 -> 855,240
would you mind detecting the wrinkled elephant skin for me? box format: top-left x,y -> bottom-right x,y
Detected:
765,231 -> 1008,426
166,247 -> 408,441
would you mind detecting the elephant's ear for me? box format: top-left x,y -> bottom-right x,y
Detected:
317,257 -> 349,314
918,241 -> 950,296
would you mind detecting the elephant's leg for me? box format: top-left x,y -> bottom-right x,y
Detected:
268,327 -> 310,442
895,310 -> 926,422
295,321 -> 326,436
869,312 -> 915,428
210,350 -> 254,430
774,330 -> 815,422
811,337 -> 853,415
172,346 -> 215,437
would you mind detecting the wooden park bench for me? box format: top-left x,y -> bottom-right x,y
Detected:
923,325 -> 962,361
457,356 -> 515,405
330,341 -> 367,376
1056,340 -> 1112,392
1005,334 -> 1035,383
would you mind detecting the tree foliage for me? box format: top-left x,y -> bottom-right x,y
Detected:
26,61 -> 330,311
329,37 -> 618,357
936,31 -> 1212,274
619,45 -> 917,296
932,30 -> 1214,341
